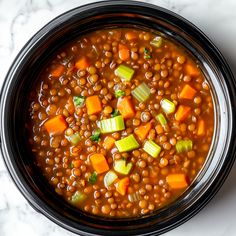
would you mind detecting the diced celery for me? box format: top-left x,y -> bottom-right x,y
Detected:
176,140 -> 193,153
115,65 -> 135,82
131,82 -> 151,103
128,192 -> 141,202
104,171 -> 118,188
156,113 -> 167,127
115,134 -> 140,152
66,132 -> 81,145
70,191 -> 87,205
161,98 -> 176,114
150,36 -> 163,48
99,115 -> 125,134
114,159 -> 133,175
143,140 -> 161,158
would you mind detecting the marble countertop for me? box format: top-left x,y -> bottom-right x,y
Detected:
1,0 -> 236,235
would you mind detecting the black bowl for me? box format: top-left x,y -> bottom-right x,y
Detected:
1,1 -> 236,235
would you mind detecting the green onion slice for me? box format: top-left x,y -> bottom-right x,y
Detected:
115,90 -> 125,98
115,64 -> 135,82
73,96 -> 85,108
131,82 -> 151,103
143,140 -> 161,158
161,98 -> 176,114
144,47 -> 152,59
114,159 -> 133,175
99,115 -> 125,134
111,109 -> 120,118
150,36 -> 163,48
175,139 -> 193,153
115,134 -> 140,152
156,113 -> 167,127
88,172 -> 97,185
90,129 -> 101,142
104,171 -> 118,188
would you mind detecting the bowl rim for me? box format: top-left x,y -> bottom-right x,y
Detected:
1,1 -> 236,235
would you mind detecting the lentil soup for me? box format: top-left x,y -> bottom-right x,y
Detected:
27,28 -> 214,217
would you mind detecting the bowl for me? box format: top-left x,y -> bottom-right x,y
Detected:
1,1 -> 236,235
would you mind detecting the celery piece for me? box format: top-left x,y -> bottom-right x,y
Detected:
66,132 -> 81,145
131,82 -> 151,103
176,140 -> 193,153
143,140 -> 161,158
156,113 -> 167,127
161,98 -> 176,114
150,36 -> 163,48
115,134 -> 140,152
71,191 -> 87,205
115,65 -> 135,82
99,115 -> 125,134
114,159 -> 133,175
104,171 -> 118,188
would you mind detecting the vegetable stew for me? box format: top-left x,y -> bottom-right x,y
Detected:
27,28 -> 214,217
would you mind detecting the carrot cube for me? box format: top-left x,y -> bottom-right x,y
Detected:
44,115 -> 68,136
86,95 -> 102,115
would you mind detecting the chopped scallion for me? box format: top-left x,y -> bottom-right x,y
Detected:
150,36 -> 163,48
156,113 -> 167,127
104,171 -> 118,188
115,90 -> 125,98
66,132 -> 81,145
161,98 -> 176,114
131,82 -> 151,103
88,172 -> 97,185
176,139 -> 193,153
114,159 -> 133,175
143,140 -> 161,158
115,64 -> 135,82
111,109 -> 120,118
90,129 -> 101,142
70,191 -> 87,205
115,134 -> 140,152
73,96 -> 85,108
144,47 -> 152,59
99,115 -> 125,134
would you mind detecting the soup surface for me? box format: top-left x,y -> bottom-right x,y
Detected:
27,28 -> 214,217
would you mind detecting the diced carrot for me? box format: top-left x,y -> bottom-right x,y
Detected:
155,124 -> 164,134
117,96 -> 135,119
134,122 -> 152,141
44,115 -> 68,136
51,65 -> 65,77
185,63 -> 200,77
115,177 -> 129,196
166,174 -> 189,189
75,57 -> 90,70
118,44 -> 130,61
175,105 -> 191,121
86,95 -> 102,115
125,32 -> 137,41
179,84 -> 197,100
90,153 -> 109,174
65,96 -> 75,115
197,119 -> 205,136
103,136 -> 116,150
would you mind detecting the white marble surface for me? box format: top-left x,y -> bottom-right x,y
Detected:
1,0 -> 236,235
